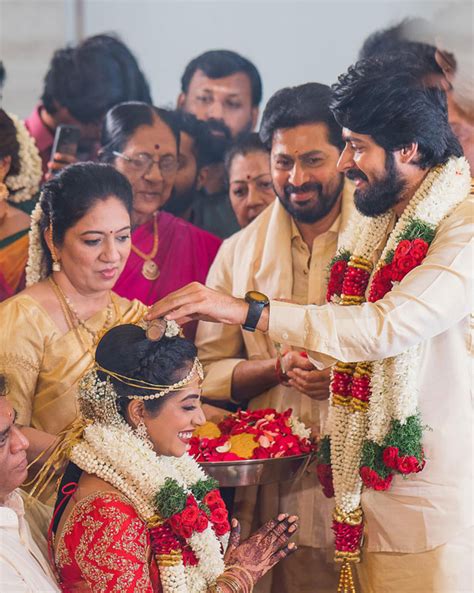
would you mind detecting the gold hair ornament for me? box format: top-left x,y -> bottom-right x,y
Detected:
94,356 -> 203,399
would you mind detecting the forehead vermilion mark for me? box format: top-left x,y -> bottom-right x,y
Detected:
154,144 -> 160,150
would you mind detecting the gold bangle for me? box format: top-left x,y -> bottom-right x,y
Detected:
216,574 -> 243,593
224,565 -> 254,592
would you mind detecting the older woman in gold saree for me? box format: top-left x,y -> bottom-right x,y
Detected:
0,163 -> 147,505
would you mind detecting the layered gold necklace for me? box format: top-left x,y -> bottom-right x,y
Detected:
48,277 -> 118,356
131,213 -> 160,280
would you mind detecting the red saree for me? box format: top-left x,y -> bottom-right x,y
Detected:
54,492 -> 161,593
113,212 -> 222,339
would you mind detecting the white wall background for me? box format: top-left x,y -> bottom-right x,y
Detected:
0,0 -> 461,120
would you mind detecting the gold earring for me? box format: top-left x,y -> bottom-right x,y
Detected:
49,226 -> 61,272
135,420 -> 152,447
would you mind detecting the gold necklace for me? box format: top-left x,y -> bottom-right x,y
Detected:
131,213 -> 160,281
48,277 -> 117,356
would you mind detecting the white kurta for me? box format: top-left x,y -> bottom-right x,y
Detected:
197,184 -> 354,550
0,489 -> 59,592
268,193 -> 473,554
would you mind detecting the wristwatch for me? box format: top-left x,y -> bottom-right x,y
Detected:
242,291 -> 269,332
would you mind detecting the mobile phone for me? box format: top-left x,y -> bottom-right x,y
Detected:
50,125 -> 80,161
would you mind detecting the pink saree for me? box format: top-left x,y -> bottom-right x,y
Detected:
114,211 -> 222,339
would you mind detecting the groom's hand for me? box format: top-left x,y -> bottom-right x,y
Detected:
147,282 -> 269,331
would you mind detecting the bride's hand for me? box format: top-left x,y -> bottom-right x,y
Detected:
225,513 -> 298,585
224,518 -> 241,563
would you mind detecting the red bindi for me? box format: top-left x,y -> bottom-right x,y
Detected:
154,143 -> 160,150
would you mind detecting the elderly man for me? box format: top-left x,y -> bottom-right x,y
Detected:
151,56 -> 472,593
195,82 -> 354,593
0,375 -> 59,592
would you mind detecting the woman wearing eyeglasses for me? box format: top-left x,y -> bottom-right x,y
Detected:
99,102 -> 222,338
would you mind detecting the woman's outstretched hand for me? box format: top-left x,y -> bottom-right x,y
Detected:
224,513 -> 298,586
147,282 -> 269,331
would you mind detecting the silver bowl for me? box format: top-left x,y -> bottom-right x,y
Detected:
200,453 -> 314,487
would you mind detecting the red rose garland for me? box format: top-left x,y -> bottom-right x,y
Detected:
368,237 -> 430,302
317,221 -> 435,577
150,488 -> 230,566
317,158 -> 470,593
319,226 -> 432,502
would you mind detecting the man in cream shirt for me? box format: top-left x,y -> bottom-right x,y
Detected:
152,57 -> 472,593
0,376 -> 59,592
196,83 -> 354,593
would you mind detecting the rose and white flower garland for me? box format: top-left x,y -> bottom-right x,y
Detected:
316,157 -> 471,576
4,113 -> 42,203
70,421 -> 230,593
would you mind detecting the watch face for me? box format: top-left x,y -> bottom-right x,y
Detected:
246,290 -> 269,305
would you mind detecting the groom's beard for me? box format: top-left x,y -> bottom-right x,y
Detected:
346,152 -> 407,217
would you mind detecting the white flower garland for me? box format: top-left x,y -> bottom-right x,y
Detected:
25,200 -> 47,286
70,423 -> 225,593
4,113 -> 42,203
330,156 -> 471,516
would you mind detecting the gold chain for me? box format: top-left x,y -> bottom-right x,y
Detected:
130,213 -> 159,261
48,277 -> 119,357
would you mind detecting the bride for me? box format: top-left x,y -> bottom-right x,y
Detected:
50,321 -> 298,593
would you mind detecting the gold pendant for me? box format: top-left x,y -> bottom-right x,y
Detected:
142,260 -> 160,281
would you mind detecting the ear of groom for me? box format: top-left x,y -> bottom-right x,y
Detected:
0,378 -> 29,504
337,129 -> 420,182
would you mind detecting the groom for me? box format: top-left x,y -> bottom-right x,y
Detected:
150,55 -> 473,593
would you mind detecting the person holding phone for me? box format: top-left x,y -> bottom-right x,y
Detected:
25,33 -> 152,180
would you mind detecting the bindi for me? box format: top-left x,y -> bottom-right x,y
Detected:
154,143 -> 160,150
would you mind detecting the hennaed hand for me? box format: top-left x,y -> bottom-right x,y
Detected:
225,513 -> 298,585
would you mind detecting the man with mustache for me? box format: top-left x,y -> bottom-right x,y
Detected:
163,112 -> 222,223
152,56 -> 472,593
177,50 -> 262,237
194,82 -> 354,593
